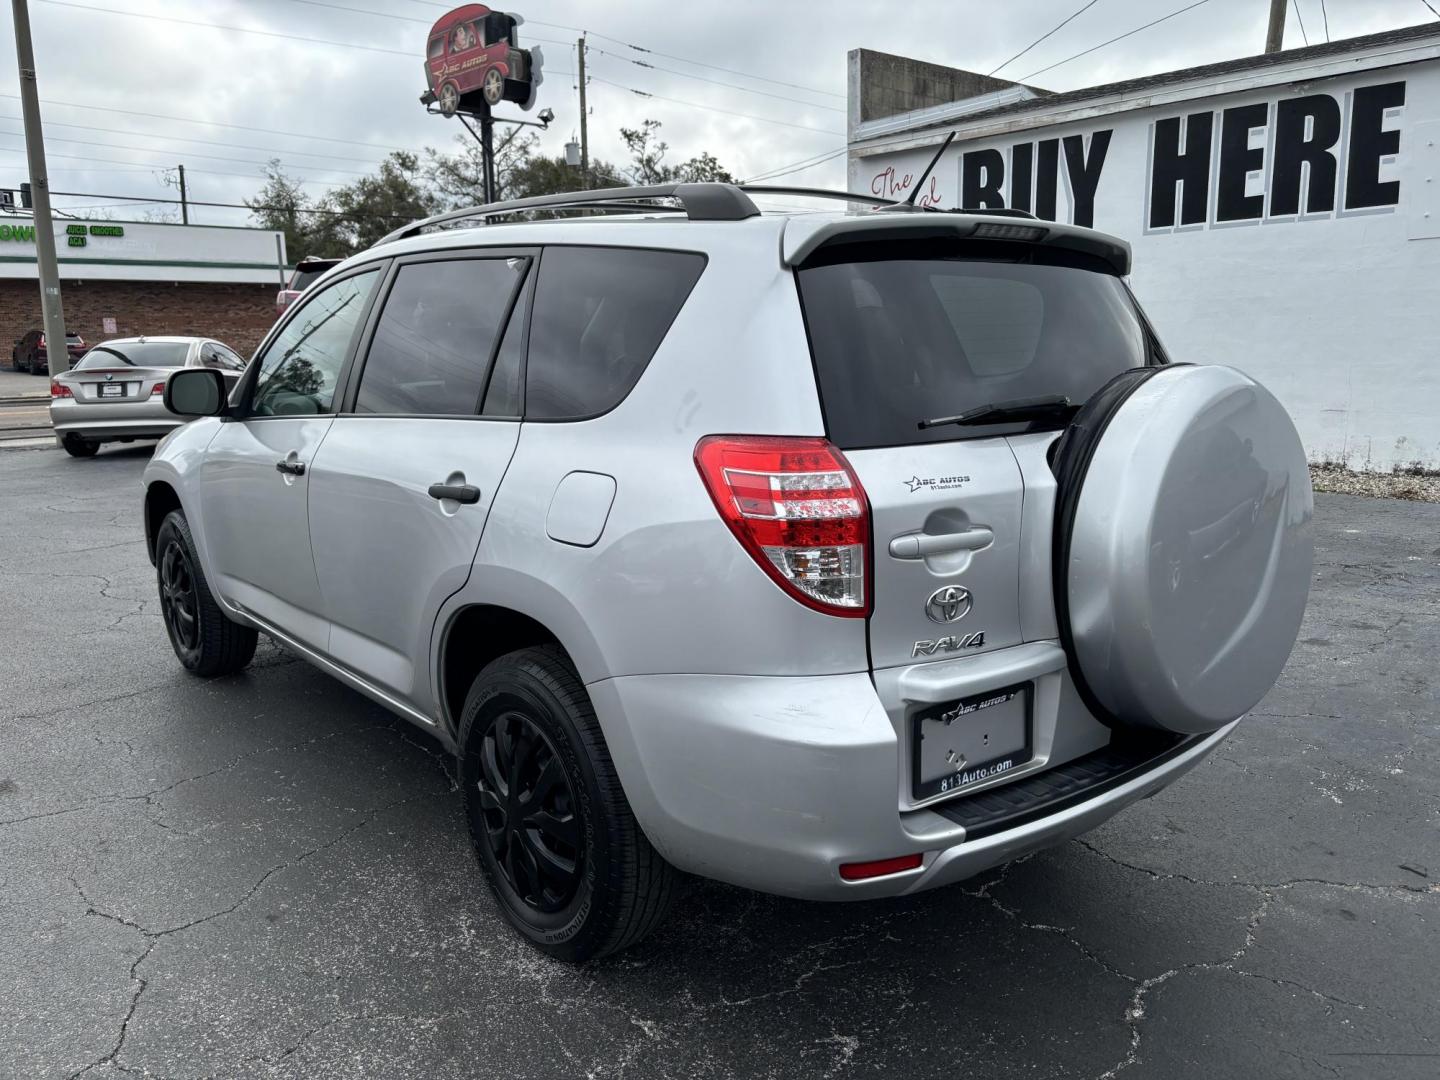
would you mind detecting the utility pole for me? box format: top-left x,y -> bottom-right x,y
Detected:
10,0 -> 70,375
177,163 -> 188,224
1265,0 -> 1286,53
576,35 -> 589,187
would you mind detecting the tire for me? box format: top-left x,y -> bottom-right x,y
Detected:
458,645 -> 677,962
61,434 -> 99,458
155,509 -> 258,677
1051,364 -> 1312,734
481,67 -> 504,106
438,81 -> 460,117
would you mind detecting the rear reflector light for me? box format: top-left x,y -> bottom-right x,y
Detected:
50,380 -> 71,398
695,435 -> 870,617
150,382 -> 166,396
840,854 -> 924,881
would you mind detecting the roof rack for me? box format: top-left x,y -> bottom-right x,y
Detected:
739,186 -> 1036,220
374,182 -> 1043,248
374,182 -> 760,246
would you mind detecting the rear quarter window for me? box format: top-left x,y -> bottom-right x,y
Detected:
797,241 -> 1150,449
524,246 -> 705,420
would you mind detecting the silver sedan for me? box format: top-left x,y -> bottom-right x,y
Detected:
49,337 -> 247,458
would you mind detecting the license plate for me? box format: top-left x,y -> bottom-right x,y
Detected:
99,383 -> 124,398
912,683 -> 1033,801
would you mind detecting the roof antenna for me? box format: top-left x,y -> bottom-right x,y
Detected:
900,130 -> 956,209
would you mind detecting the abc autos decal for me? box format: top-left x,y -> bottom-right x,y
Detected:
867,78 -> 1408,233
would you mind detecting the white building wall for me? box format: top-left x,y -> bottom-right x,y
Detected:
850,57 -> 1440,470
0,219 -> 287,285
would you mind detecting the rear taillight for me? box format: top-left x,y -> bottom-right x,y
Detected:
150,382 -> 165,396
50,380 -> 71,398
37,334 -> 45,348
694,435 -> 870,617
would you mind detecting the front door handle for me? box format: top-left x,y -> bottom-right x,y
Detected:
889,526 -> 994,560
428,482 -> 480,504
275,459 -> 306,477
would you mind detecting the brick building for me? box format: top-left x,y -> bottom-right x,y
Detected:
0,216 -> 286,366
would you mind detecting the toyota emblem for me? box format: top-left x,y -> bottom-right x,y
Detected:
925,585 -> 972,624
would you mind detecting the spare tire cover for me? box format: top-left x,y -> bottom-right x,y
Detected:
1059,364 -> 1313,735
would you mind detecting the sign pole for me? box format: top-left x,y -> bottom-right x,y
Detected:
480,101 -> 496,204
9,0 -> 70,375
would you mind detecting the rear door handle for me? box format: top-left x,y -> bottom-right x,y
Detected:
275,459 -> 306,477
889,526 -> 994,560
428,482 -> 480,505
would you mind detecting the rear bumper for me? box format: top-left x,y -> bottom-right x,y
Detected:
588,669 -> 1234,900
50,397 -> 181,441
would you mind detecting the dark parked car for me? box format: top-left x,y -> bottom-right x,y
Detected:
13,329 -> 87,374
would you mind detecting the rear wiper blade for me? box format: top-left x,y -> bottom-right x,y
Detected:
919,395 -> 1077,430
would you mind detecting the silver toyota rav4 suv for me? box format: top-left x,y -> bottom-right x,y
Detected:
142,183 -> 1313,962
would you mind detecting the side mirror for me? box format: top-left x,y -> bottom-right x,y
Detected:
164,368 -> 229,418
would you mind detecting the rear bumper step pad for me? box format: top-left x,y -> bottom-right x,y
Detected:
933,732 -> 1198,841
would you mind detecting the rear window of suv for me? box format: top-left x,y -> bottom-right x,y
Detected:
796,241 -> 1151,448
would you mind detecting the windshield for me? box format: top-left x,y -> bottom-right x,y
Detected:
74,342 -> 190,369
796,241 -> 1152,449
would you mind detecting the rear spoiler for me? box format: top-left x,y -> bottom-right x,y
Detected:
781,213 -> 1131,276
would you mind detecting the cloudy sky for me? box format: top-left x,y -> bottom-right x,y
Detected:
2,0 -> 1434,226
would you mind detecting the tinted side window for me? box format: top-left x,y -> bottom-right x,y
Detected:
252,269 -> 379,416
355,257 -> 525,416
525,247 -> 705,420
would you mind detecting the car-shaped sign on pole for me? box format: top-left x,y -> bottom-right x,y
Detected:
424,5 -> 543,117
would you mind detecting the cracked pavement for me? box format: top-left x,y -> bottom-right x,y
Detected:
1,444 -> 1437,1079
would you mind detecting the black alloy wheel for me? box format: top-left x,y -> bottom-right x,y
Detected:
476,710 -> 583,913
459,645 -> 678,961
153,509 -> 257,677
158,536 -> 201,665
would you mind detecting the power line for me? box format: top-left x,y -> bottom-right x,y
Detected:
278,0 -> 840,112
584,30 -> 845,101
277,0 -> 572,49
1018,0 -> 1213,82
1291,0 -> 1310,46
742,146 -> 849,184
589,75 -> 843,135
585,46 -> 844,112
0,145 -> 337,184
397,0 -> 844,99
989,0 -> 1103,77
0,113 -> 394,168
1422,0 -> 1440,18
0,94 -> 413,152
36,0 -> 416,58
44,188 -> 415,222
1320,0 -> 1330,41
0,128 -> 376,176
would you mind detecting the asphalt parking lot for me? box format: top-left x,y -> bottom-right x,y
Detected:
1,443 -> 1436,1080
